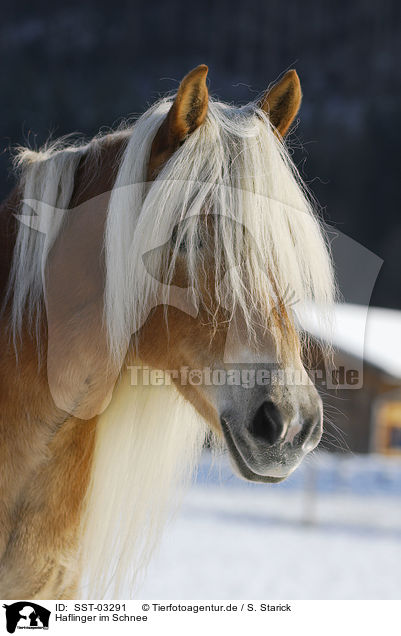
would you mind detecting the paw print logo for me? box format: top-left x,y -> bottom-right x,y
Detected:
15,194 -> 308,414
188,370 -> 203,385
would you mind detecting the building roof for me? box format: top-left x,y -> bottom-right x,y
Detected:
297,303 -> 401,380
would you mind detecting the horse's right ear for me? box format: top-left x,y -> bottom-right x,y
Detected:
259,70 -> 302,137
148,64 -> 209,178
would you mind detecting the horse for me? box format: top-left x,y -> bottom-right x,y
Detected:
0,65 -> 334,599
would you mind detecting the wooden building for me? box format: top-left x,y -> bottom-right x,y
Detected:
302,304 -> 401,454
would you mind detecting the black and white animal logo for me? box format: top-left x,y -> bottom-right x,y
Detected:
2,602 -> 50,633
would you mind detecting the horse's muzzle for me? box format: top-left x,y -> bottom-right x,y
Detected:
220,394 -> 323,483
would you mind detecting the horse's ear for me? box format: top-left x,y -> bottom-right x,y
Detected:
259,70 -> 302,137
148,64 -> 209,178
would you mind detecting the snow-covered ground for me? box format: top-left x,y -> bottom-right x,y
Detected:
138,451 -> 401,599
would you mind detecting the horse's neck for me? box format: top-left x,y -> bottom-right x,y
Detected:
0,132 -> 128,599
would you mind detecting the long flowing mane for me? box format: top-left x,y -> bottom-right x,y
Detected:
9,98 -> 334,357
4,93 -> 335,597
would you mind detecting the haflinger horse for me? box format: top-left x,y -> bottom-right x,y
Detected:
0,65 -> 334,599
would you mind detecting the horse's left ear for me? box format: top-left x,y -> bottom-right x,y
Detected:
148,64 -> 209,178
259,70 -> 302,137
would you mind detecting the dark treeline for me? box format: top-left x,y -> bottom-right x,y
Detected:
1,0 -> 400,307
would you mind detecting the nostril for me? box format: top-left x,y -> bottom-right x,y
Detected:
249,400 -> 283,445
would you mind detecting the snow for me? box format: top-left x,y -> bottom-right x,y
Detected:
138,451 -> 401,600
297,303 -> 401,379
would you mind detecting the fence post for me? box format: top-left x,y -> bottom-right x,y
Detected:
302,461 -> 318,525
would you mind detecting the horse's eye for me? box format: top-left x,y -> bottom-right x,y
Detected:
171,226 -> 203,252
171,226 -> 187,252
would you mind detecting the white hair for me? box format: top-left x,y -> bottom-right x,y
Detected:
6,143 -> 84,340
80,370 -> 207,598
6,93 -> 335,598
104,98 -> 334,363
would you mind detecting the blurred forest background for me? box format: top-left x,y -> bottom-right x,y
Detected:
1,0 -> 400,308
